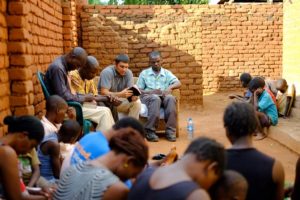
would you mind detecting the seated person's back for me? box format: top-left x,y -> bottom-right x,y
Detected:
224,102 -> 284,200
128,137 -> 226,200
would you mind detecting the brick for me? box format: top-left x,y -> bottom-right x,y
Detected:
8,2 -> 29,15
0,0 -> 7,13
0,96 -> 9,111
7,42 -> 27,53
0,69 -> 9,82
0,109 -> 10,126
10,95 -> 29,106
0,27 -> 8,40
14,105 -> 35,116
9,28 -> 30,40
7,16 -> 28,28
12,81 -> 33,94
0,13 -> 6,27
0,42 -> 7,54
9,68 -> 32,80
0,83 -> 9,97
10,55 -> 32,66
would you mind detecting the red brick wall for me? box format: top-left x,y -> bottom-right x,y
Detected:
202,5 -> 282,93
77,4 -> 283,105
0,0 -> 10,137
6,0 -> 78,119
63,0 -> 78,53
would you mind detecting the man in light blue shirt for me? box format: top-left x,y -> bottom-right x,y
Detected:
137,51 -> 181,142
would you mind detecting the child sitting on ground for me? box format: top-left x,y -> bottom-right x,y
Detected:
38,120 -> 81,184
249,77 -> 278,139
229,72 -> 252,102
209,170 -> 248,200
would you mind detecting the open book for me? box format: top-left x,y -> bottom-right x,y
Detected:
128,85 -> 141,102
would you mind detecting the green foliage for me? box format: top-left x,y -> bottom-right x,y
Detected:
123,0 -> 208,4
88,0 -> 208,5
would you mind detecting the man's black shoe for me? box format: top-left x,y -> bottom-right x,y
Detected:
145,131 -> 159,142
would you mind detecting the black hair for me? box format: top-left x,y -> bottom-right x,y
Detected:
149,51 -> 161,59
58,120 -> 81,143
248,77 -> 265,91
184,137 -> 226,176
223,102 -> 258,139
109,128 -> 148,167
4,115 -> 45,143
240,73 -> 252,88
112,117 -> 145,138
115,54 -> 129,64
209,170 -> 248,200
46,95 -> 67,112
87,56 -> 99,69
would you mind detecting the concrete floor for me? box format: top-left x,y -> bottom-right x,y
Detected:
147,92 -> 299,182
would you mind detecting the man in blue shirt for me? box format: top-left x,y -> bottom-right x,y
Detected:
137,51 -> 181,142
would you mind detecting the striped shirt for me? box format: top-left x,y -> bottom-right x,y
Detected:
54,162 -> 119,200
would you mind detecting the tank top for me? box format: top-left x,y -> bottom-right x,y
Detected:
226,148 -> 276,200
128,167 -> 199,200
54,162 -> 119,200
37,132 -> 58,181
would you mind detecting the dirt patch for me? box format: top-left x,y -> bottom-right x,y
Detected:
148,92 -> 298,182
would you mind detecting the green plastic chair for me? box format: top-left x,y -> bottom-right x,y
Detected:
37,71 -> 92,134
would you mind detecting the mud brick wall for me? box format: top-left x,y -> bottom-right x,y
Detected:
63,0 -> 78,53
78,4 -> 283,104
0,0 -> 10,137
202,4 -> 282,92
6,0 -> 78,119
78,5 -> 204,105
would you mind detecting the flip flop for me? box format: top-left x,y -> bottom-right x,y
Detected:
254,133 -> 267,141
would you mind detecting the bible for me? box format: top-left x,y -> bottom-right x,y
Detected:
128,85 -> 141,102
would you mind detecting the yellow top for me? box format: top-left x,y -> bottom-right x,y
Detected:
69,70 -> 98,96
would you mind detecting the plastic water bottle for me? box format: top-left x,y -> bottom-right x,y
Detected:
187,118 -> 194,141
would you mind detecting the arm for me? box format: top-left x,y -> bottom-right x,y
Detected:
101,87 -> 133,98
49,66 -> 93,103
253,91 -> 259,111
44,142 -> 61,179
187,189 -> 211,200
27,164 -> 40,187
272,160 -> 285,200
102,182 -> 129,200
0,147 -> 22,200
167,81 -> 181,91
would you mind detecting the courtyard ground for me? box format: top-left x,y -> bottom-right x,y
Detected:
147,92 -> 299,182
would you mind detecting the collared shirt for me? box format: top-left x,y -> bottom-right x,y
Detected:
98,65 -> 133,92
69,70 -> 98,95
258,90 -> 278,125
137,67 -> 179,91
45,56 -> 84,102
